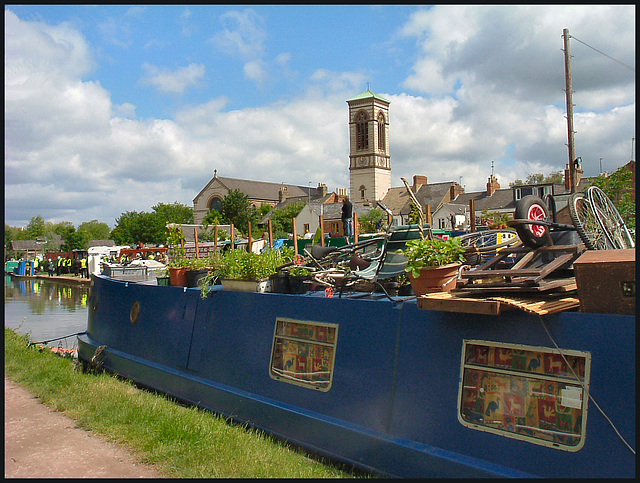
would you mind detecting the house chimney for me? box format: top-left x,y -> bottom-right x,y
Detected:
413,175 -> 428,190
317,182 -> 328,197
278,185 -> 288,203
486,175 -> 500,196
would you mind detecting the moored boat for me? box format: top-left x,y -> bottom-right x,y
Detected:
77,271 -> 635,478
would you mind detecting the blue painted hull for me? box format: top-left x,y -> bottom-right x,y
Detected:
78,275 -> 635,478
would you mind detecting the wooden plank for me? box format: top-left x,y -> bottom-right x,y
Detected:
487,295 -> 580,315
455,277 -> 577,293
417,292 -> 507,315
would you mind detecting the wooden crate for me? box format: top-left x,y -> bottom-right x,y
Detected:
573,249 -> 635,315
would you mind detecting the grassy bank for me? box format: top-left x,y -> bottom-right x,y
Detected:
4,328 -> 366,478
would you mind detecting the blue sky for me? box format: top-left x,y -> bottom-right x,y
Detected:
5,5 -> 636,228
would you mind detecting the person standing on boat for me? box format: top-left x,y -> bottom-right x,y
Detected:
341,196 -> 353,242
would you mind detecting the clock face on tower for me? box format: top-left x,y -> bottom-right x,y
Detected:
358,157 -> 368,167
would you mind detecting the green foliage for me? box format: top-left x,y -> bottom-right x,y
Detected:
213,248 -> 291,281
166,225 -> 187,266
509,171 -> 564,188
398,237 -> 466,278
60,225 -> 88,251
26,215 -> 46,238
589,166 -> 635,233
480,209 -> 512,228
288,266 -> 312,277
111,202 -> 194,245
221,189 -> 259,235
269,201 -> 305,236
77,220 -> 111,241
408,204 -> 422,225
202,209 -> 223,227
357,208 -> 385,233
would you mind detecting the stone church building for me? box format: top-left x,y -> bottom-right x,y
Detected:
193,89 -> 397,226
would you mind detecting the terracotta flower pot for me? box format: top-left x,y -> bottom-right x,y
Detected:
168,267 -> 189,287
407,263 -> 461,297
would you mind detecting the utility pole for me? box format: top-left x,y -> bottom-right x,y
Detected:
563,28 -> 577,193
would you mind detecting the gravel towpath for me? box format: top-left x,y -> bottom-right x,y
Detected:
4,376 -> 164,478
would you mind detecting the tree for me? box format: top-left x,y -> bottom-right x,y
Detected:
26,215 -> 46,238
221,189 -> 259,235
111,202 -> 194,245
60,225 -> 87,251
78,220 -> 111,241
509,171 -> 564,188
270,201 -> 305,237
589,165 -> 635,233
358,208 -> 385,233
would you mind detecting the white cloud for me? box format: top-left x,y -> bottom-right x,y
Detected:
140,63 -> 206,95
211,8 -> 266,60
3,6 -> 635,228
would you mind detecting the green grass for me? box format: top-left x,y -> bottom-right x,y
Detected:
5,328 -> 369,478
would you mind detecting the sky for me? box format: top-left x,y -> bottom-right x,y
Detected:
5,5 -> 636,229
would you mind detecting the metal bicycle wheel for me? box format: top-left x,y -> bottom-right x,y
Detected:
568,192 -> 610,250
587,186 -> 635,249
457,229 -> 520,265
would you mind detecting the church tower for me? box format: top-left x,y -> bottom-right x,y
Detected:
346,90 -> 391,203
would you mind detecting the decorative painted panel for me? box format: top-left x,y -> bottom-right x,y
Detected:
458,340 -> 591,451
270,318 -> 338,391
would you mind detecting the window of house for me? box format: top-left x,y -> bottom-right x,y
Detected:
356,111 -> 369,150
377,112 -> 385,151
269,318 -> 338,391
458,340 -> 590,451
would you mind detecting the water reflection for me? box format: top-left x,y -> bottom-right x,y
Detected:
4,275 -> 89,347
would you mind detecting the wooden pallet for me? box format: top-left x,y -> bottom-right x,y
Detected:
417,291 -> 580,316
456,244 -> 585,293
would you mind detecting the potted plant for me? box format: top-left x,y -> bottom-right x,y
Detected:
398,237 -> 466,296
167,225 -> 189,286
156,267 -> 170,286
200,248 -> 292,295
185,257 -> 211,288
287,266 -> 314,294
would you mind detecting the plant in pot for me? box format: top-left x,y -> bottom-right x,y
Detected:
166,225 -> 189,286
201,248 -> 290,295
156,267 -> 170,286
287,266 -> 314,294
398,237 -> 466,296
184,257 -> 212,288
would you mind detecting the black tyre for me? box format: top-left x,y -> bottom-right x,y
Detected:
568,192 -> 607,250
514,195 -> 552,248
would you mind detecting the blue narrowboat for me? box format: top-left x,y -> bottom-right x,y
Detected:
77,274 -> 635,478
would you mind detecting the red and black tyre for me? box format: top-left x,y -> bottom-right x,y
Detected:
514,195 -> 552,248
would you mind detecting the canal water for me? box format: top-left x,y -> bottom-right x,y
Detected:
4,275 -> 89,349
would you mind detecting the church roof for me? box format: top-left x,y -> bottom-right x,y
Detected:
346,89 -> 390,103
194,174 -> 317,203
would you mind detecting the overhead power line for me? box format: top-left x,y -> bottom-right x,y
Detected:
570,35 -> 635,72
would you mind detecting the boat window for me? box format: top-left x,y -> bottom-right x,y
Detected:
458,340 -> 590,451
269,317 -> 338,391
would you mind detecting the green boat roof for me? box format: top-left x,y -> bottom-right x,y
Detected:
346,89 -> 390,103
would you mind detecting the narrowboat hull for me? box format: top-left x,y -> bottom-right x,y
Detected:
78,275 -> 635,478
